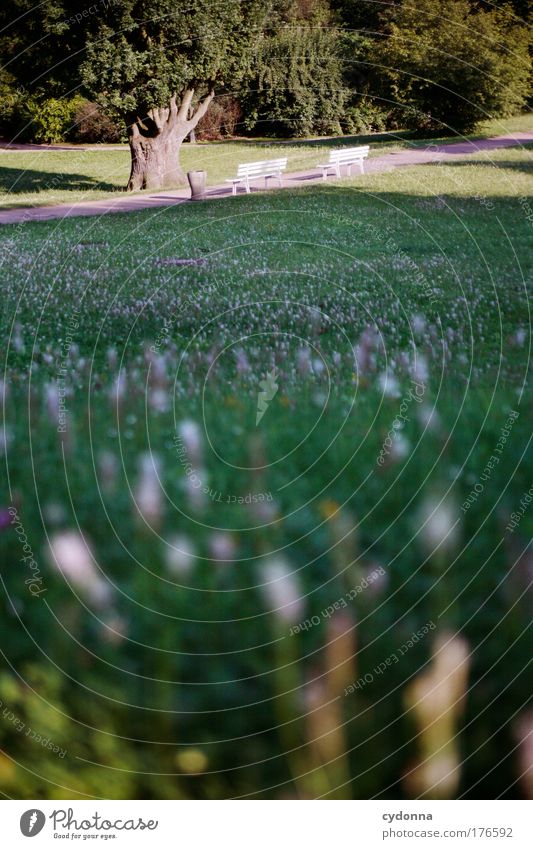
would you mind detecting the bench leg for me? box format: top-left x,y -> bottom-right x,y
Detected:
232,183 -> 237,196
336,164 -> 341,179
245,178 -> 250,194
278,173 -> 282,188
359,161 -> 365,174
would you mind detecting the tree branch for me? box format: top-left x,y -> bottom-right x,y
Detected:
188,90 -> 215,129
177,88 -> 195,121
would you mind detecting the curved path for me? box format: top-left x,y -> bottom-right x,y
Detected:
0,131 -> 531,226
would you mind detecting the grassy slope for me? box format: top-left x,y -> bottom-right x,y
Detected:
0,149 -> 532,799
0,113 -> 532,210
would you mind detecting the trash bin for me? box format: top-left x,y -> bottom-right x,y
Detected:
187,170 -> 206,201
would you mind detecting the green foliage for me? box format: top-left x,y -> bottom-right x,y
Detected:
342,99 -> 388,134
24,96 -> 85,145
241,25 -> 350,136
373,0 -> 532,133
80,0 -> 257,123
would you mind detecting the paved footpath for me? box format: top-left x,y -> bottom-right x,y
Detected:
0,131 -> 531,226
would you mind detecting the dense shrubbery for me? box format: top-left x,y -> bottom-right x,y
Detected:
195,96 -> 243,140
373,0 -> 532,133
241,26 -> 349,137
1,0 -> 529,145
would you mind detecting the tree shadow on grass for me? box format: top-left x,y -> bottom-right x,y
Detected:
210,129 -> 416,150
434,157 -> 533,177
0,165 -> 119,196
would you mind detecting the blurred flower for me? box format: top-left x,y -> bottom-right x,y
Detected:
297,346 -> 312,376
390,432 -> 411,463
109,368 -> 127,409
209,532 -> 236,564
514,712 -> 533,799
418,494 -> 459,556
325,611 -> 356,696
261,555 -> 304,625
235,347 -> 250,374
379,371 -> 401,399
43,502 -> 67,526
418,404 -> 441,433
411,354 -> 429,386
106,347 -> 118,370
164,534 -> 196,577
98,451 -> 118,493
411,314 -> 427,335
149,387 -> 169,413
47,531 -> 112,607
45,383 -> 59,424
100,612 -> 128,646
404,632 -> 470,799
135,452 -> 163,529
175,748 -> 208,774
178,419 -> 203,465
0,508 -> 12,531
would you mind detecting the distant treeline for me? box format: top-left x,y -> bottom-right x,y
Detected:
1,0 -> 531,145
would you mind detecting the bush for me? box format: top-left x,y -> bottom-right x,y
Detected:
342,101 -> 389,135
241,26 -> 349,137
373,0 -> 532,133
27,96 -> 86,144
195,96 -> 242,140
71,100 -> 125,144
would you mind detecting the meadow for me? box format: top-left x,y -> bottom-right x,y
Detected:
0,144 -> 532,799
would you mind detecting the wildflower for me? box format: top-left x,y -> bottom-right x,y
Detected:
45,383 -> 59,425
390,432 -> 411,463
261,555 -> 304,625
235,347 -> 250,374
178,420 -> 203,465
411,314 -> 427,335
47,531 -> 112,607
418,494 -> 459,555
164,534 -> 196,577
411,354 -> 429,386
404,632 -> 470,799
418,404 -> 441,432
296,346 -> 312,376
325,611 -> 356,695
209,532 -> 236,564
98,451 -> 118,493
135,452 -> 163,529
378,371 -> 401,399
109,368 -> 127,409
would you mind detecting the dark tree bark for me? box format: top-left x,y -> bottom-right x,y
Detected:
126,88 -> 214,191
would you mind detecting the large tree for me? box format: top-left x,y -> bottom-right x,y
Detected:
81,1 -> 266,191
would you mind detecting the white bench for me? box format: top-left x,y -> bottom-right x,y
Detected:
317,146 -> 369,180
226,158 -> 288,195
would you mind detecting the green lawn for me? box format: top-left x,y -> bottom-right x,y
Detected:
0,149 -> 532,799
0,112 -> 531,210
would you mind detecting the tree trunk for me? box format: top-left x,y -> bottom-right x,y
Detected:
126,89 -> 214,192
